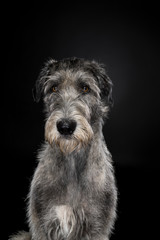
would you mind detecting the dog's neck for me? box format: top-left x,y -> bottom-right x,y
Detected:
41,125 -> 108,184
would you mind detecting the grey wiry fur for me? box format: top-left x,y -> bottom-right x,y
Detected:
10,58 -> 117,240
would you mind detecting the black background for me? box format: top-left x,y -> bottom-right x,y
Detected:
5,2 -> 159,240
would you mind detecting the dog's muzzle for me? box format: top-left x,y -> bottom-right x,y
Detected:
45,109 -> 94,154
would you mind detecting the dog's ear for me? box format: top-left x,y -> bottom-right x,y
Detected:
89,61 -> 113,106
32,59 -> 57,102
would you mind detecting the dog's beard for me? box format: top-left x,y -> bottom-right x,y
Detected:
45,114 -> 93,154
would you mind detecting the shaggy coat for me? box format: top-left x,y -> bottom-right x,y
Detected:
9,58 -> 117,240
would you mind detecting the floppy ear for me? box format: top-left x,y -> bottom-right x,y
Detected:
90,61 -> 113,106
32,59 -> 57,102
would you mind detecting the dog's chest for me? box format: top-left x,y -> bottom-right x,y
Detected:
34,149 -> 106,208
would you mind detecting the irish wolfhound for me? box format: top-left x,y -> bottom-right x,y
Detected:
10,58 -> 117,240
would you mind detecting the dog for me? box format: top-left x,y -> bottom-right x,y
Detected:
10,57 -> 117,240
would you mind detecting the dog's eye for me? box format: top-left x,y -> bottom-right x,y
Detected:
81,85 -> 90,93
51,86 -> 58,92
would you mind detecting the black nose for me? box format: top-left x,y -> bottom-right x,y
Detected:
57,119 -> 77,136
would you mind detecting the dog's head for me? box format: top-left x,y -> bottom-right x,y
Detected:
33,58 -> 113,154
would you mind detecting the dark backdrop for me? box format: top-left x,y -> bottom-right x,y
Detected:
4,2 -> 159,240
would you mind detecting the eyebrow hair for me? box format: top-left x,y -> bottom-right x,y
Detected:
44,75 -> 63,86
43,76 -> 63,94
76,75 -> 100,94
43,70 -> 100,98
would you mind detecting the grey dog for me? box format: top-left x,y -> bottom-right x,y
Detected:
10,58 -> 117,240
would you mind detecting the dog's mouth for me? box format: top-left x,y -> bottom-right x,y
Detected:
60,135 -> 73,140
45,115 -> 93,154
55,138 -> 80,154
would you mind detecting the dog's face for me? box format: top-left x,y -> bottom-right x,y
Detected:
33,58 -> 112,154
